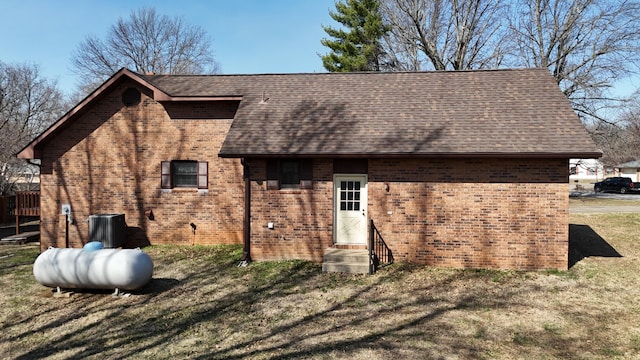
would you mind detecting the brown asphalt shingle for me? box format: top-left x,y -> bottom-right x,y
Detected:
143,68 -> 601,158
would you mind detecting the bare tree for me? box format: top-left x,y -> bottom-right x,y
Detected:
587,89 -> 640,167
615,92 -> 640,158
0,62 -> 65,194
588,122 -> 635,167
71,7 -> 219,92
505,0 -> 640,123
381,0 -> 507,70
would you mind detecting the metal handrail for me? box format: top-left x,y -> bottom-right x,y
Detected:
369,219 -> 394,274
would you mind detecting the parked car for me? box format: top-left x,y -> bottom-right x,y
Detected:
593,177 -> 639,194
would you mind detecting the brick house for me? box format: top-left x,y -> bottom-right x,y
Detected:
569,158 -> 606,182
616,160 -> 640,182
18,68 -> 601,270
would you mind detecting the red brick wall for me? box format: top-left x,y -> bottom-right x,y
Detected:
368,158 -> 569,270
247,159 -> 334,262
39,81 -> 244,250
248,158 -> 569,270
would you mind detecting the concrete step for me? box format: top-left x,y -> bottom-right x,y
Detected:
322,262 -> 370,274
323,248 -> 369,262
322,248 -> 370,274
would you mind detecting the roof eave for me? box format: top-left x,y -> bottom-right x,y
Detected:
219,151 -> 604,159
155,95 -> 243,102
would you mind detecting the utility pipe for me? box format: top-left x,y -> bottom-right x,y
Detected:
241,159 -> 251,264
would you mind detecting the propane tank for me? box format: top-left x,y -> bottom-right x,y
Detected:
33,247 -> 153,291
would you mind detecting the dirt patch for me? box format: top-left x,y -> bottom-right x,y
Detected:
1,215 -> 639,359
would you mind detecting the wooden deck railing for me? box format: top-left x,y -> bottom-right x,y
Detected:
15,191 -> 40,216
14,191 -> 40,235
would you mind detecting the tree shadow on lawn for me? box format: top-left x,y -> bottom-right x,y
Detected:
568,224 -> 622,268
11,255 -> 471,359
7,242 -> 626,359
12,259 -> 330,359
136,278 -> 180,295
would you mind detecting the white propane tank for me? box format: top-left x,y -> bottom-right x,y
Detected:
33,247 -> 153,291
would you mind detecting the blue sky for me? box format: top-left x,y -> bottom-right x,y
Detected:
1,0 -> 636,99
0,0 -> 336,95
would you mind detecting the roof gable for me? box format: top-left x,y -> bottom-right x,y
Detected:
17,69 -> 242,159
18,68 -> 602,160
17,68 -> 165,159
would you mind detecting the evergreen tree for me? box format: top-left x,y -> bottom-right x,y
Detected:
321,0 -> 389,72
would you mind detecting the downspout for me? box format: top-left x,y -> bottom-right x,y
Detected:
240,158 -> 251,265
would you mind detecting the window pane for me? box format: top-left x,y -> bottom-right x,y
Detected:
175,175 -> 197,187
174,162 -> 196,174
173,161 -> 197,187
280,160 -> 299,187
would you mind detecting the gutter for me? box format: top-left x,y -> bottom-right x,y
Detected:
239,158 -> 251,266
219,152 -> 604,159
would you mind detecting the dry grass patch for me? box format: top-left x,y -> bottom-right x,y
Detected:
570,196 -> 640,207
0,214 -> 639,359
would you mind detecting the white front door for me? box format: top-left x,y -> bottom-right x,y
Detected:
334,175 -> 368,244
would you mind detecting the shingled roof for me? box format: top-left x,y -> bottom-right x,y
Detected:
142,68 -> 600,158
18,68 -> 601,160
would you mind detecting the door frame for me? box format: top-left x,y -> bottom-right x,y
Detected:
333,174 -> 368,245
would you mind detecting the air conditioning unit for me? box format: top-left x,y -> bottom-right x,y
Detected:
89,214 -> 126,248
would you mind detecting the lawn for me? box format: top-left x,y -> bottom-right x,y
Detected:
1,213 -> 639,359
570,196 -> 640,207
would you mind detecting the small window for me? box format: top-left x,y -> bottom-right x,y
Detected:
280,160 -> 300,188
266,159 -> 313,190
173,161 -> 198,187
339,180 -> 361,211
161,160 -> 208,189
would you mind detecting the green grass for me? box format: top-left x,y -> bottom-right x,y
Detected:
0,245 -> 39,280
512,332 -> 532,346
543,323 -> 563,336
631,335 -> 640,351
